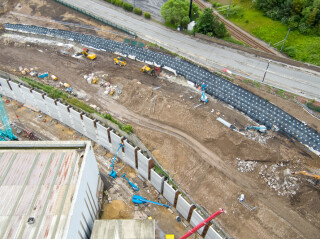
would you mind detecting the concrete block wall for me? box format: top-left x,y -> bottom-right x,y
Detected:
123,140 -> 137,169
190,210 -> 205,235
150,169 -> 164,193
137,151 -> 153,180
204,226 -> 223,239
163,181 -> 178,206
0,77 -> 225,239
176,194 -> 193,220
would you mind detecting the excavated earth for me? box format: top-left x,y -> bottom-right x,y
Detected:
1,1 -> 320,238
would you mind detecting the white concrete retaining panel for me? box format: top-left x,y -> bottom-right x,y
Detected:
20,85 -> 35,107
96,123 -> 111,151
150,169 -> 164,193
0,78 -> 15,99
44,96 -> 60,120
69,108 -> 85,135
110,130 -> 123,159
33,91 -> 48,115
190,210 -> 205,235
204,226 -> 223,239
83,115 -> 97,142
123,140 -> 137,169
176,194 -> 192,220
137,151 -> 152,180
163,181 -> 177,206
57,102 -> 73,128
10,82 -> 23,102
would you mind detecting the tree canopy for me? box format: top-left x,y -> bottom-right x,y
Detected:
161,0 -> 200,29
254,0 -> 320,34
194,8 -> 228,38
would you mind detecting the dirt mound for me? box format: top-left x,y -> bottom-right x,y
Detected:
102,200 -> 133,219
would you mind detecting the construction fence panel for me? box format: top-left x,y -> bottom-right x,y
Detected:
150,169 -> 164,193
69,108 -> 85,135
33,91 -> 48,115
123,140 -> 136,169
204,226 -> 223,239
110,131 -> 124,160
176,194 -> 193,220
9,82 -> 23,103
190,210 -> 205,235
0,78 -> 15,99
137,151 -> 152,180
57,102 -> 73,128
20,85 -> 36,107
163,181 -> 177,206
96,123 -> 111,151
43,97 -> 59,120
82,115 -> 97,142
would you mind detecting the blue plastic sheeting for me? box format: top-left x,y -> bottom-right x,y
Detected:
5,23 -> 320,152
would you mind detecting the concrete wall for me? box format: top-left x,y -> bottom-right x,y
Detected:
0,77 -> 225,239
64,143 -> 101,239
163,181 -> 177,206
176,194 -> 193,220
150,169 -> 164,193
190,210 -> 205,235
204,226 -> 223,239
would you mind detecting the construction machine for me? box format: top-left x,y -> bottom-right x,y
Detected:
114,56 -> 126,66
132,195 -> 170,208
246,125 -> 267,134
0,95 -> 17,141
109,142 -> 124,179
141,65 -> 161,77
121,173 -> 139,191
200,83 -> 208,103
293,171 -> 320,185
81,48 -> 96,60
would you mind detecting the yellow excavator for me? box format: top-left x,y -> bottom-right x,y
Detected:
114,56 -> 126,66
293,171 -> 320,185
141,65 -> 161,77
81,48 -> 96,60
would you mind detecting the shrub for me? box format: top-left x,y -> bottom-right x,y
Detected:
283,46 -> 296,57
134,8 -> 142,15
123,2 -> 133,11
144,12 -> 151,19
105,0 -> 112,2
115,0 -> 123,7
228,5 -> 244,18
111,0 -> 116,4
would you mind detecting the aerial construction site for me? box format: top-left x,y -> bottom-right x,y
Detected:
0,0 -> 320,238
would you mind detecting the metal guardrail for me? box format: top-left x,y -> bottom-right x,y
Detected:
294,98 -> 320,120
53,0 -> 137,38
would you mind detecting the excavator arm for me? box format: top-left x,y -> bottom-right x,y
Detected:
294,171 -> 320,180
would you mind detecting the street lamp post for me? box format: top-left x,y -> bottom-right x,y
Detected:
227,0 -> 232,18
262,60 -> 271,82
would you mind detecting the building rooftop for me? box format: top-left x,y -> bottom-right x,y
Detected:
0,141 -> 90,239
90,219 -> 155,239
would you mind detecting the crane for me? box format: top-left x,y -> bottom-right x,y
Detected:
109,142 -> 124,179
132,195 -> 170,208
121,173 -> 139,191
0,95 -> 17,141
200,83 -> 208,104
180,209 -> 225,239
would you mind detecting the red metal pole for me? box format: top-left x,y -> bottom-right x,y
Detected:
180,209 -> 225,239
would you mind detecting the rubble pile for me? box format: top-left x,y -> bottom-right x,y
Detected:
245,131 -> 273,144
259,163 -> 300,196
236,158 -> 257,172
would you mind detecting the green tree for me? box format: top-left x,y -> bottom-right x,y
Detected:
292,0 -> 303,15
194,8 -> 228,38
161,0 -> 200,28
307,8 -> 318,26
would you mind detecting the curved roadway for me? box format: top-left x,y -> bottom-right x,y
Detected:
61,0 -> 320,100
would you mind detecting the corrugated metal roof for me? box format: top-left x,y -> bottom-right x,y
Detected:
90,219 -> 155,239
0,146 -> 83,239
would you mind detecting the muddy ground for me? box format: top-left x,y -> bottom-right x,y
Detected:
1,1 -> 320,239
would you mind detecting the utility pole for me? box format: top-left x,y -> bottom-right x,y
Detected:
133,0 -> 136,8
189,0 -> 193,21
280,28 -> 291,52
227,0 -> 231,18
262,60 -> 271,82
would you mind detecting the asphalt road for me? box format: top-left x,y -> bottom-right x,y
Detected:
62,0 -> 320,100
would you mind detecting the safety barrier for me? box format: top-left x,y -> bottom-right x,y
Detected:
4,23 -> 319,153
53,0 -> 136,37
0,76 -> 225,239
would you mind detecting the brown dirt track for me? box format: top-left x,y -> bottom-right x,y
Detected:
1,1 -> 320,238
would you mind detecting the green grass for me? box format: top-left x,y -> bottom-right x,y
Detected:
214,0 -> 320,66
20,77 -> 133,134
306,102 -> 320,113
277,89 -> 285,98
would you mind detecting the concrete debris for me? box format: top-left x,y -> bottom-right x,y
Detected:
259,163 -> 301,196
236,158 -> 257,172
245,130 -> 273,145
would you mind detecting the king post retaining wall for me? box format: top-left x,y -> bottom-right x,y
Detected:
0,75 -> 226,238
